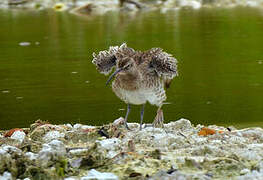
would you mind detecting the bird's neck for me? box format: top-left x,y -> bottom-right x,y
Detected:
114,70 -> 140,91
118,70 -> 139,81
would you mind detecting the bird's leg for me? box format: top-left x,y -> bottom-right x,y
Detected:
152,105 -> 164,128
124,104 -> 131,130
140,104 -> 145,130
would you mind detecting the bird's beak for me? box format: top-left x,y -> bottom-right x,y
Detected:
106,68 -> 123,86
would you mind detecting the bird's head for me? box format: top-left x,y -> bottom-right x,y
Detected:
117,57 -> 136,73
106,58 -> 136,85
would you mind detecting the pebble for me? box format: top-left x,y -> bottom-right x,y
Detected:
2,90 -> 10,94
69,149 -> 89,156
81,169 -> 118,180
97,138 -> 121,151
19,42 -> 31,46
10,130 -> 26,143
240,168 -> 250,175
2,145 -> 22,154
0,172 -> 12,180
43,130 -> 65,142
73,124 -> 82,129
65,177 -> 78,180
37,140 -> 66,166
25,152 -> 37,161
65,123 -> 73,128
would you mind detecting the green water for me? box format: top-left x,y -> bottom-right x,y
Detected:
1,8 -> 263,130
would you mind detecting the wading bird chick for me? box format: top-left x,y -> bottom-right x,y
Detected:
92,43 -> 178,130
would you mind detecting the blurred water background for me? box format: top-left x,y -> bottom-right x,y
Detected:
0,7 -> 263,129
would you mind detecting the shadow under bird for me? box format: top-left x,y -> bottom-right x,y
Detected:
92,43 -> 178,130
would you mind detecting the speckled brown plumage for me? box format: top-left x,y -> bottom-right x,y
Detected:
92,43 -> 178,130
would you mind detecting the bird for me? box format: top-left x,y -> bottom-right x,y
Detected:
92,43 -> 178,130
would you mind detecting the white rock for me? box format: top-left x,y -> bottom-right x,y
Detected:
247,143 -> 263,149
43,131 -> 65,142
64,177 -> 78,180
10,130 -> 26,143
81,125 -> 96,130
81,169 -> 118,180
0,172 -> 12,180
123,3 -> 138,11
19,42 -> 31,46
240,168 -> 250,175
38,140 -> 66,165
73,123 -> 95,130
169,135 -> 187,148
0,149 -> 6,155
194,136 -> 207,144
65,123 -> 73,128
69,149 -> 89,156
113,117 -> 125,126
163,0 -> 176,8
107,150 -> 119,159
176,156 -> 186,164
23,178 -> 31,180
152,132 -> 170,147
211,140 -> 222,144
228,136 -> 247,144
1,145 -> 22,154
2,90 -> 10,93
246,1 -> 258,7
73,124 -> 82,129
70,158 -> 82,168
237,170 -> 263,180
166,118 -> 193,131
25,152 -> 37,161
97,138 -> 121,158
97,138 -> 121,151
240,128 -> 263,140
237,149 -> 261,161
46,140 -> 66,155
188,0 -> 201,9
174,0 -> 202,9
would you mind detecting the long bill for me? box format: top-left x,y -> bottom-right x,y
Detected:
106,68 -> 123,86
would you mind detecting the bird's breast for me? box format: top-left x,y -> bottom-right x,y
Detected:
111,71 -> 166,106
113,73 -> 139,91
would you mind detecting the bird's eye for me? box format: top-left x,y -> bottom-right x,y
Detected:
124,64 -> 132,70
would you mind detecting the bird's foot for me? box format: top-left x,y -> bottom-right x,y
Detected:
139,124 -> 143,131
152,109 -> 164,128
125,122 -> 131,131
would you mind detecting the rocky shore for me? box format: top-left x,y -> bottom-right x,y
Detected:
1,118 -> 263,179
1,0 -> 263,15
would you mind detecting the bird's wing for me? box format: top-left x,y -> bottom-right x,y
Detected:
92,45 -> 119,75
146,48 -> 178,79
92,43 -> 135,75
114,46 -> 135,61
